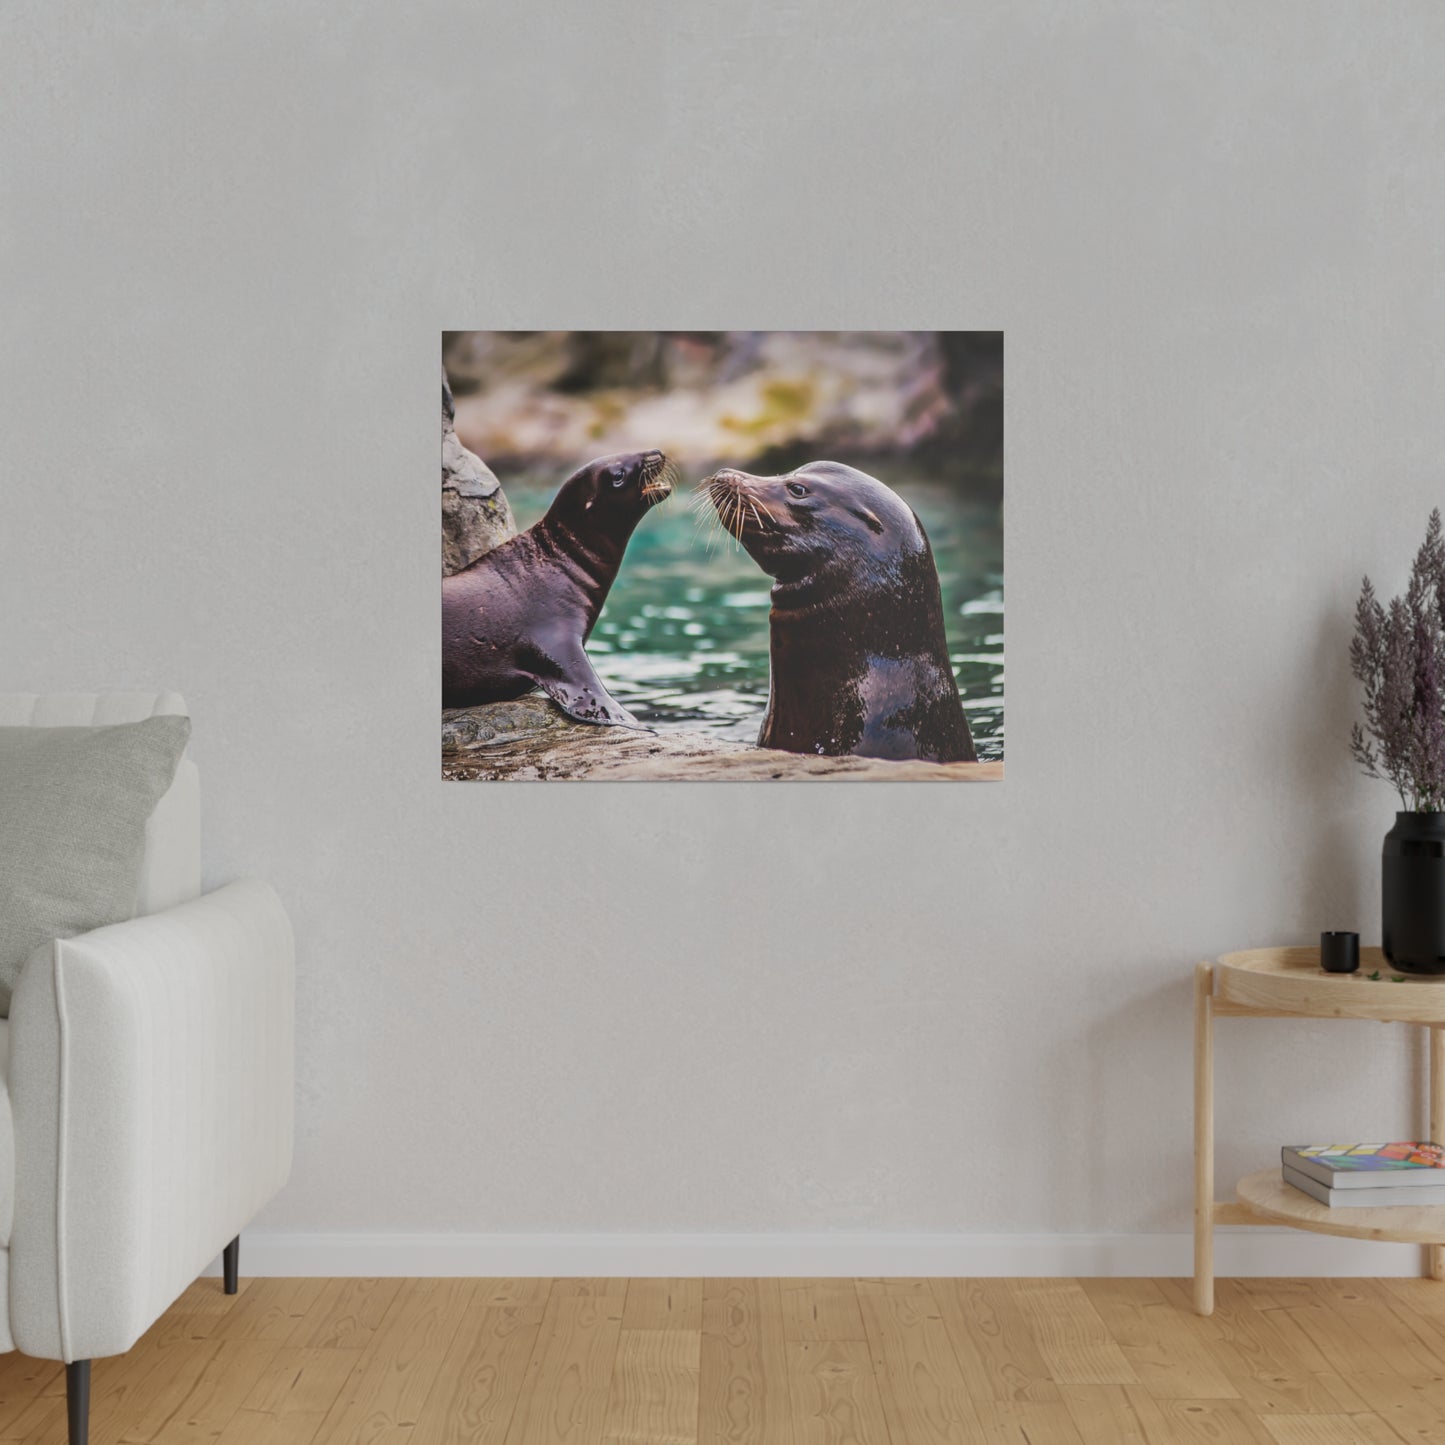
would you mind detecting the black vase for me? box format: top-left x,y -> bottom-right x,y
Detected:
1383,812 -> 1445,975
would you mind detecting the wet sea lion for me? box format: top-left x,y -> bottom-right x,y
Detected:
443,450 -> 675,724
702,460 -> 976,762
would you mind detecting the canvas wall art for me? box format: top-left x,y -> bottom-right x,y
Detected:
442,331 -> 1003,781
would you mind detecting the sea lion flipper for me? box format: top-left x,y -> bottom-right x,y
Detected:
533,651 -> 647,730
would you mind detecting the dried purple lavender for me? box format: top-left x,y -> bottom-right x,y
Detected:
1352,510 -> 1445,811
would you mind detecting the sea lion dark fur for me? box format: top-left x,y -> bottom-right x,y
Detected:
703,460 -> 976,762
442,450 -> 674,724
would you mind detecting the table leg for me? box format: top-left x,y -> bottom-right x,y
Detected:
1194,962 -> 1214,1315
1431,1025 -> 1445,1282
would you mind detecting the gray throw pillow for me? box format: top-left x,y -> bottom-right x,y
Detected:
0,714 -> 192,1014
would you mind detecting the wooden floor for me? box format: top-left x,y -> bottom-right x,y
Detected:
4,1277 -> 1445,1443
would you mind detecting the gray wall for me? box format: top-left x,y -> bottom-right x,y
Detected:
3,1 -> 1443,1243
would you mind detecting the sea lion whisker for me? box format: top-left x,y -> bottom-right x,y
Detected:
692,509 -> 723,555
639,454 -> 679,503
692,472 -> 753,551
691,485 -> 726,554
724,494 -> 742,542
693,486 -> 716,519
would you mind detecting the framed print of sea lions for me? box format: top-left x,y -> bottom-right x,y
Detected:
441,331 -> 1003,783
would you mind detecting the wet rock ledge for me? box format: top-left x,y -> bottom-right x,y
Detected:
443,698 -> 1005,782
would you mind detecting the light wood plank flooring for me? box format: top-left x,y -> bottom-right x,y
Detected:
4,1277 -> 1445,1442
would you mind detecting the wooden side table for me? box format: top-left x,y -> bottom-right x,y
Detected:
1194,946 -> 1445,1315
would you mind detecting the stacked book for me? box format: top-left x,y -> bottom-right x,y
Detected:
1283,1143 -> 1445,1207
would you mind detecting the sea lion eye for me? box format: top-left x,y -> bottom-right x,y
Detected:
610,466 -> 627,486
786,481 -> 808,499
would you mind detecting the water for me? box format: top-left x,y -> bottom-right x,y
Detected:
503,470 -> 1004,760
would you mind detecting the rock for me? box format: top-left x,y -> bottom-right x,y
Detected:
442,697 -> 1005,782
443,365 -> 515,575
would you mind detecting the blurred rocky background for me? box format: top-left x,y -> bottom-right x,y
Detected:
443,331 -> 1002,492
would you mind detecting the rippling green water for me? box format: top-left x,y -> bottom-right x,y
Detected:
504,469 -> 1004,760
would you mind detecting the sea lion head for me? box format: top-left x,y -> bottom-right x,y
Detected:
701,460 -> 928,586
549,450 -> 676,531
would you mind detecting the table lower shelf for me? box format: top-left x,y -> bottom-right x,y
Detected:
1235,1168 -> 1445,1244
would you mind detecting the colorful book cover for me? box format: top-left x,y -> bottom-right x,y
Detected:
1287,1143 -> 1445,1172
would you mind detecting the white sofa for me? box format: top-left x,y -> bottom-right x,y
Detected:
0,692 -> 294,1445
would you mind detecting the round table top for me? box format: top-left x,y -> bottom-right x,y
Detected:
1216,946 -> 1445,1022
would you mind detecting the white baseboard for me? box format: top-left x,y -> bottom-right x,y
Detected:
204,1229 -> 1429,1278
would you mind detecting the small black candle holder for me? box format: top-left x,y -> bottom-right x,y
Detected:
1320,931 -> 1360,974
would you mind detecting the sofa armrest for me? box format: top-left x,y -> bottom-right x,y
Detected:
7,879 -> 294,1361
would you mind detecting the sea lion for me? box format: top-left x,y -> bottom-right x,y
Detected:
443,450 -> 674,724
702,460 -> 976,762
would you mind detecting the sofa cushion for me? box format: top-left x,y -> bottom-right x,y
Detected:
0,716 -> 191,1015
0,693 -> 201,919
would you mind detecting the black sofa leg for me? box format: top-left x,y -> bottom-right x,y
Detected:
66,1360 -> 90,1445
223,1235 -> 240,1295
